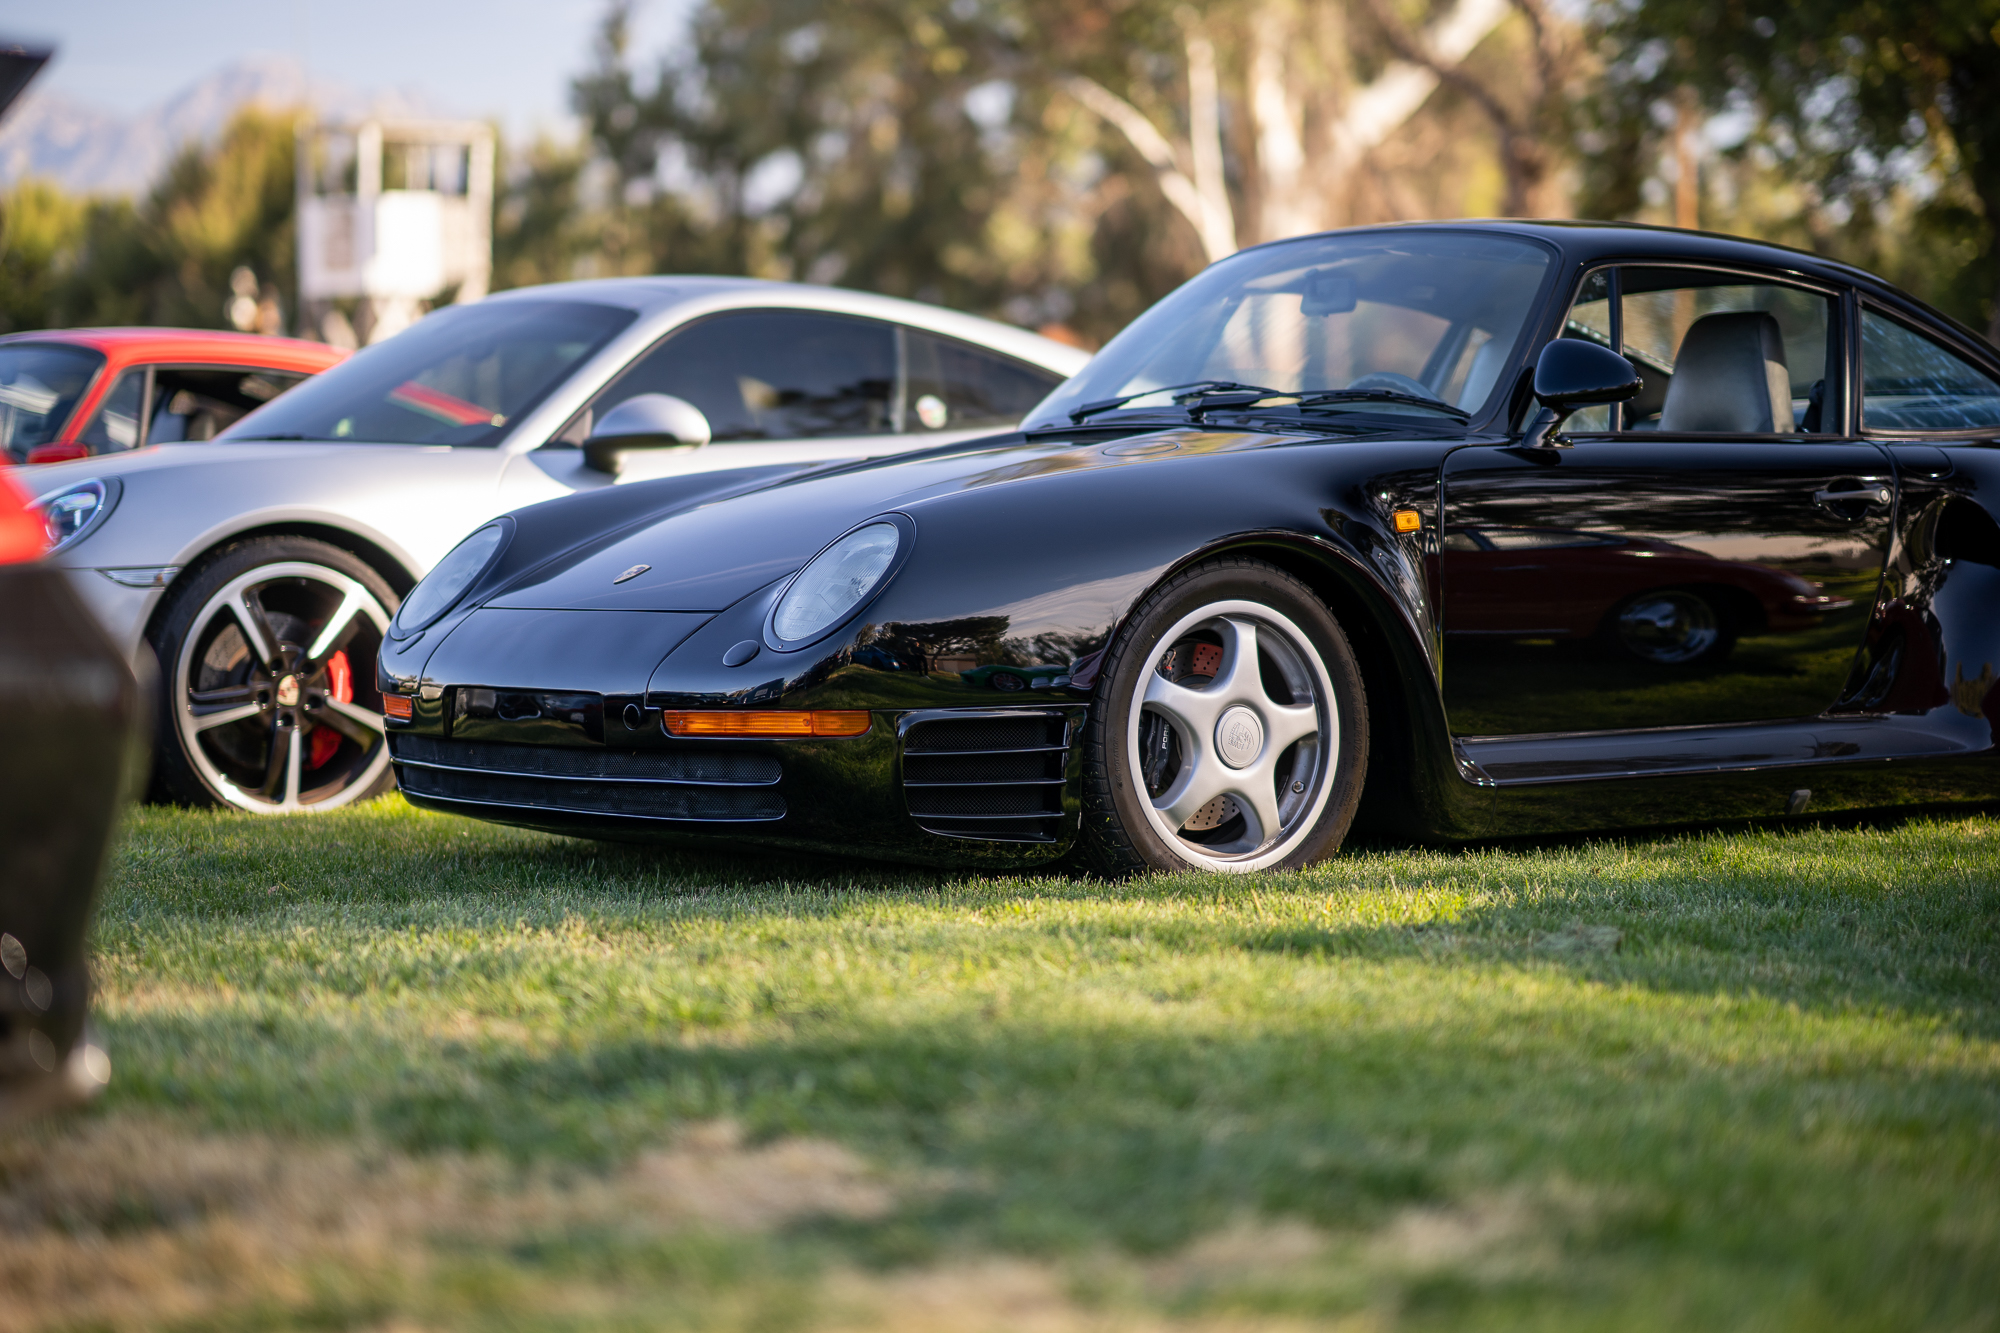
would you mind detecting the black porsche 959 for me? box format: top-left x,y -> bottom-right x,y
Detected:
376,222 -> 2000,873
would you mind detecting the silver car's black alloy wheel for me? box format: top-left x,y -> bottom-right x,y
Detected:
1080,557 -> 1368,875
151,537 -> 398,813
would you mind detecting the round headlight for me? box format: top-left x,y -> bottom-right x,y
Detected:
770,521 -> 904,647
31,478 -> 121,555
393,521 -> 510,637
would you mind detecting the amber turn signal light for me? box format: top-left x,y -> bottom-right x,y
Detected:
382,694 -> 414,720
660,710 -> 871,738
1392,508 -> 1422,533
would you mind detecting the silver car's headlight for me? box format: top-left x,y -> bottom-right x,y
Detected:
392,520 -> 511,637
769,519 -> 905,647
31,477 -> 120,555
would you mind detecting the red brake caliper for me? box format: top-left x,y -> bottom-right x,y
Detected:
309,650 -> 353,768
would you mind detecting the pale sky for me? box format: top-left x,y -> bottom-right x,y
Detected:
0,0 -> 692,140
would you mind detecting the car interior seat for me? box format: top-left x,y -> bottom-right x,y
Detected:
1658,310 -> 1794,432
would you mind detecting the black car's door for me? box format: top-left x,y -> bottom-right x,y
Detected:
1439,264 -> 1896,743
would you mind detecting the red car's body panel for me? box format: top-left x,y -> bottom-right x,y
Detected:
1,328 -> 346,464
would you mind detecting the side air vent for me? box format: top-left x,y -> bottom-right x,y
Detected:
902,711 -> 1068,842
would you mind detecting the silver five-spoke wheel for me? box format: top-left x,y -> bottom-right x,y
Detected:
153,538 -> 398,812
1082,558 -> 1368,875
1129,601 -> 1334,868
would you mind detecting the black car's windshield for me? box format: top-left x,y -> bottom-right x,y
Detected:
0,342 -> 104,462
1024,230 -> 1553,430
223,300 -> 635,446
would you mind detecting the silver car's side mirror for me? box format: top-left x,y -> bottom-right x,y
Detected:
583,393 -> 712,474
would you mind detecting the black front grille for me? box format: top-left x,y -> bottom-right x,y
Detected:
391,734 -> 783,822
393,735 -> 778,785
901,712 -> 1068,843
904,717 -> 1052,753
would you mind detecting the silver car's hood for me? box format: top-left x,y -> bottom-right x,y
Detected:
26,439 -> 520,574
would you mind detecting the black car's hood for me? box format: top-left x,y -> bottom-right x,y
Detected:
486,427 -> 1331,612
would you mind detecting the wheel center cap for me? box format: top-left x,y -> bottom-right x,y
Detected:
1215,706 -> 1263,769
276,675 -> 300,707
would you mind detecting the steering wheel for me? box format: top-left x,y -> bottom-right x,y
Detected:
1343,372 -> 1439,401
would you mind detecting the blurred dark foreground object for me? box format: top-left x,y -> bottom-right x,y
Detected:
0,466 -> 146,1123
0,43 -> 49,118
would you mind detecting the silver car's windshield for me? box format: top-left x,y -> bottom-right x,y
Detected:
224,300 -> 635,446
1024,231 -> 1553,428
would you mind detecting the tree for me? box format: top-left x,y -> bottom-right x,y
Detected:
0,105 -> 299,333
1045,0 -> 1568,262
571,0 -> 1077,311
1589,0 -> 2000,342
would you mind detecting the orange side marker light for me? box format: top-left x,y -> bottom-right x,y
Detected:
382,694 -> 415,720
659,710 -> 871,738
1392,508 -> 1422,533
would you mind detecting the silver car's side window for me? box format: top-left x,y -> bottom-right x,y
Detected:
576,310 -> 898,443
901,329 -> 1062,434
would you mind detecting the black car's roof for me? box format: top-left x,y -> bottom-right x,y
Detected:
1242,219 -> 1991,359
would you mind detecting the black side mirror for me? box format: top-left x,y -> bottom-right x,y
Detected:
1522,339 -> 1641,448
583,393 -> 713,475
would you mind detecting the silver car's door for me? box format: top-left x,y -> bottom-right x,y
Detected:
523,310 -> 1067,488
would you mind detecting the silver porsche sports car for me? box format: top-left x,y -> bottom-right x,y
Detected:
20,279 -> 1087,814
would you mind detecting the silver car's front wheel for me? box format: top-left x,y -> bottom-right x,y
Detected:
153,538 -> 397,813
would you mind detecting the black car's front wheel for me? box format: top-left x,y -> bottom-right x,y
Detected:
1079,558 -> 1368,875
151,537 -> 397,813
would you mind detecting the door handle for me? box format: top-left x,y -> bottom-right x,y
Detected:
1813,485 -> 1891,508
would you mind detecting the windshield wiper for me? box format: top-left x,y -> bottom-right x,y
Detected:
227,432 -> 311,440
1068,380 -> 1287,423
1285,389 -> 1470,421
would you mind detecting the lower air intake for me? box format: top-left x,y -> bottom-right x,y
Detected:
902,711 -> 1068,842
391,734 -> 783,822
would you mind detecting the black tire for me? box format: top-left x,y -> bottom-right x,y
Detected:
1078,557 -> 1368,875
150,536 -> 399,812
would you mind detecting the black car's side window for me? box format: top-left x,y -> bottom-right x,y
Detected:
583,310 -> 898,442
901,330 -> 1062,433
1560,267 -> 1837,434
1859,309 -> 2000,432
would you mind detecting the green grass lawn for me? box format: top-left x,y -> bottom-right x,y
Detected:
7,801 -> 1998,1331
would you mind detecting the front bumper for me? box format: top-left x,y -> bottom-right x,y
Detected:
54,563 -> 166,668
389,701 -> 1087,868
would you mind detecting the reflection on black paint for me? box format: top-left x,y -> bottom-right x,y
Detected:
1440,443 -> 1894,736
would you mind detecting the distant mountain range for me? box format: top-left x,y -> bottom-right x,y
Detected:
0,54 -> 443,196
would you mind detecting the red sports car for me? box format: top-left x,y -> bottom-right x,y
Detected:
0,328 -> 345,466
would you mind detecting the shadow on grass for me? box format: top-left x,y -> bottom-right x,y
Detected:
97,992 -> 2000,1323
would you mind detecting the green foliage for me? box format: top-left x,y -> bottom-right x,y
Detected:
569,0 -> 1187,341
0,105 -> 298,333
489,137 -> 595,291
40,799 -> 2000,1328
1584,0 -> 2000,341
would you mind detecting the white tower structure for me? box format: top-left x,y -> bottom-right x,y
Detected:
297,119 -> 494,346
